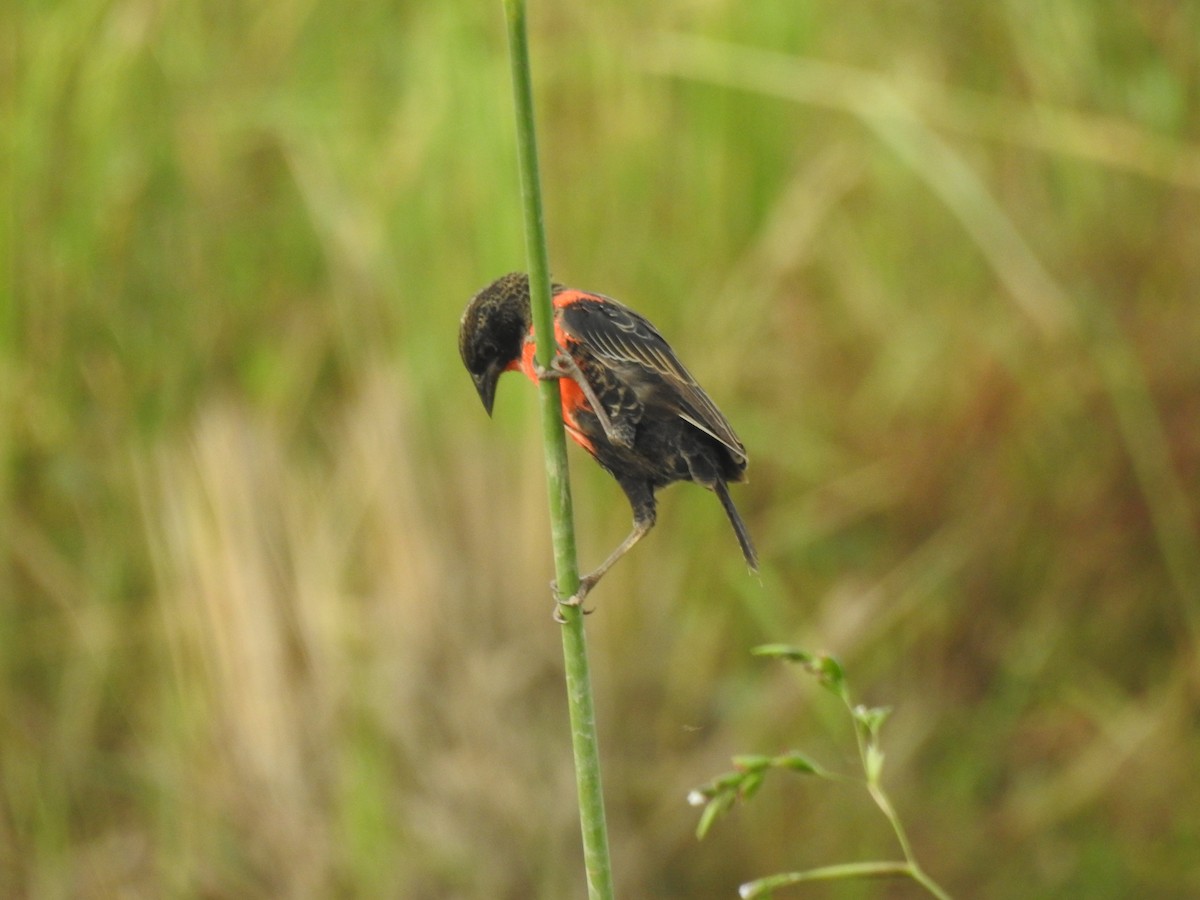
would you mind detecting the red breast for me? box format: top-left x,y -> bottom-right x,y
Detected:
508,304 -> 597,455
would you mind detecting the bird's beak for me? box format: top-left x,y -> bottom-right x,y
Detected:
472,366 -> 502,417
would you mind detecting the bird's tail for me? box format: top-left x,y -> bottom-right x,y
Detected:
714,480 -> 758,571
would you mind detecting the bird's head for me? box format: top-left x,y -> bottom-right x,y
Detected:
459,272 -> 533,416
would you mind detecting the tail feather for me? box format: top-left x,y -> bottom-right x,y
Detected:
714,480 -> 758,571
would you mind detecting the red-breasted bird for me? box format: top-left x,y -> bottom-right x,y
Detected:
459,272 -> 756,606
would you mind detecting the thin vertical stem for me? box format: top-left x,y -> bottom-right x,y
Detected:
500,1 -> 615,897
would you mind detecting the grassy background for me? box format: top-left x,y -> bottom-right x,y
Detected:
6,1 -> 1200,897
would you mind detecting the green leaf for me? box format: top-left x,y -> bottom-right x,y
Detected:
809,654 -> 846,695
752,644 -> 813,663
853,704 -> 892,736
733,754 -> 772,772
716,771 -> 746,791
740,771 -> 766,800
774,751 -> 821,775
696,790 -> 736,840
752,646 -> 846,696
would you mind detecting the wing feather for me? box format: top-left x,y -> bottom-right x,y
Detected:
558,293 -> 747,463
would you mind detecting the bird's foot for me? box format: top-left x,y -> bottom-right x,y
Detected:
531,352 -> 573,382
550,575 -> 598,622
532,353 -> 628,447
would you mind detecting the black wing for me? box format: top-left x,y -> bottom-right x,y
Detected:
558,294 -> 747,463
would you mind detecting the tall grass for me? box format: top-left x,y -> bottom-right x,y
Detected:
5,1 -> 1200,897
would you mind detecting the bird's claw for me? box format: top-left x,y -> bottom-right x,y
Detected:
531,352 -> 573,382
550,575 -> 597,622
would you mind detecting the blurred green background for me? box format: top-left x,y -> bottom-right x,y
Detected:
6,0 -> 1200,897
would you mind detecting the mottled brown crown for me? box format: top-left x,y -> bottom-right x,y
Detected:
459,272 -> 535,415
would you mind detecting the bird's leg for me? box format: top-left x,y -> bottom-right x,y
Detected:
576,517 -> 653,598
551,511 -> 654,619
531,351 -> 622,447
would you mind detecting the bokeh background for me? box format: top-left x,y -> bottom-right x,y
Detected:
6,1 -> 1200,897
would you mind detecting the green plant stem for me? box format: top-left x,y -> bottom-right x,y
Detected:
501,2 -> 614,897
866,786 -> 949,899
742,861 -> 942,898
845,698 -> 950,900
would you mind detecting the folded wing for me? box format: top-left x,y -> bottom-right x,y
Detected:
558,293 -> 747,464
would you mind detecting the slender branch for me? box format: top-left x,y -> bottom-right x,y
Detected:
706,650 -> 954,899
500,2 -> 614,897
742,860 -> 952,900
741,861 -> 920,896
843,696 -> 950,900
